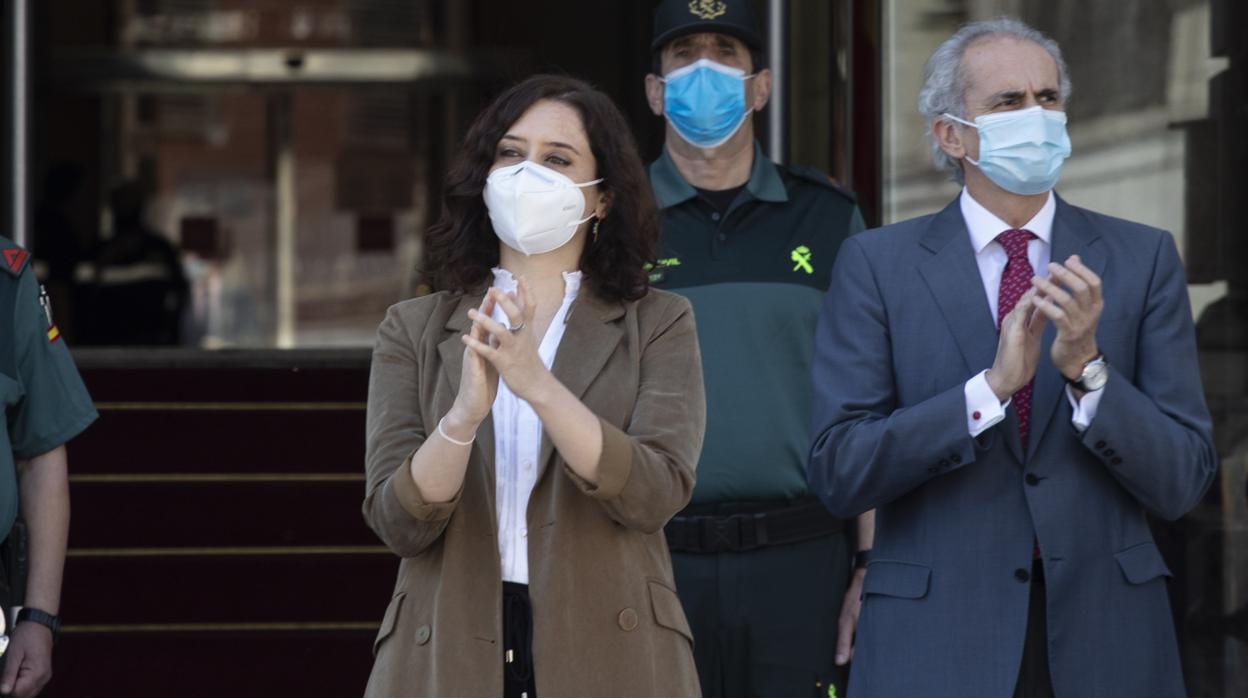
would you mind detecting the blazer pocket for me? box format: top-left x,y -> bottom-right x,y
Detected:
648,580 -> 694,645
1115,542 -> 1173,585
863,561 -> 932,599
373,591 -> 406,657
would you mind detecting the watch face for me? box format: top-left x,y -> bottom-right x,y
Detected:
1082,361 -> 1110,391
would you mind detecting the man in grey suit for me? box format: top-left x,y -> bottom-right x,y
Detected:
807,17 -> 1217,697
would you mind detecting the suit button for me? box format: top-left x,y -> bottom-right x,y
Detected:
1095,441 -> 1107,449
1025,474 -> 1040,486
938,459 -> 950,468
1111,457 -> 1123,465
1014,568 -> 1031,583
711,212 -> 721,221
415,624 -> 432,645
951,454 -> 962,464
1102,449 -> 1115,457
618,608 -> 639,632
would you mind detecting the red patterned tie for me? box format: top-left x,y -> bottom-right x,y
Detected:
996,229 -> 1036,451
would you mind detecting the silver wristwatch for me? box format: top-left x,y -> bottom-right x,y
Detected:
1069,354 -> 1109,392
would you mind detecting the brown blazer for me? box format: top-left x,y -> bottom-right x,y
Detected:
362,286 -> 705,697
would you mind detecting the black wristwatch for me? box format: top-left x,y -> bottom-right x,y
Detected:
853,549 -> 873,570
16,608 -> 60,638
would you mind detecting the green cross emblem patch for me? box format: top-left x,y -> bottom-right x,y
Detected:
791,245 -> 814,274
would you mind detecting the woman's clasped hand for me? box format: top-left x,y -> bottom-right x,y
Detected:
462,281 -> 551,404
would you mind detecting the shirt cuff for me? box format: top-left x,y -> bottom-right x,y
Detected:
965,370 -> 1008,438
1066,384 -> 1104,433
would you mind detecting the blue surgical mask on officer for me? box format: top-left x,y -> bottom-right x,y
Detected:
662,58 -> 755,149
944,106 -> 1072,196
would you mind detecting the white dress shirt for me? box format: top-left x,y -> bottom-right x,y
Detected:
959,189 -> 1103,438
490,267 -> 582,584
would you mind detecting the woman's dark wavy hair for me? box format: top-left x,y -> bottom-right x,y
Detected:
422,74 -> 658,303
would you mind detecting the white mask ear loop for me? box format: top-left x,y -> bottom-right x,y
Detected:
567,178 -> 605,229
942,113 -> 982,166
942,113 -> 977,129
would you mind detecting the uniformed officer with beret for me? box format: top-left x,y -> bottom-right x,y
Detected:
643,1 -> 873,695
0,236 -> 97,697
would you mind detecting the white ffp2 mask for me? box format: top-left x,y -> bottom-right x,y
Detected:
483,161 -> 603,255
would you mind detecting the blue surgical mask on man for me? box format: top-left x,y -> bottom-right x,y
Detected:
662,58 -> 754,149
944,106 -> 1072,196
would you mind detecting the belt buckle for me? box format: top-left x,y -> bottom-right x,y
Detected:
701,515 -> 742,552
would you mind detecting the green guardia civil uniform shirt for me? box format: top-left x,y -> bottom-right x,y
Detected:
649,143 -> 864,505
0,236 -> 98,540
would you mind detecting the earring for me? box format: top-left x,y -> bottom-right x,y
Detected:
592,217 -> 601,243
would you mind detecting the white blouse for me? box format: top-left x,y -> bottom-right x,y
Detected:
489,267 -> 582,584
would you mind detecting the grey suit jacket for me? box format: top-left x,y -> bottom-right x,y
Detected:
808,196 -> 1216,697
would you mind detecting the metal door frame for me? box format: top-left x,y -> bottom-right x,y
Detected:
6,0 -> 30,247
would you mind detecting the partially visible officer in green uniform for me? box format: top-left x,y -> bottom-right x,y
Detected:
643,2 -> 874,695
0,236 -> 97,697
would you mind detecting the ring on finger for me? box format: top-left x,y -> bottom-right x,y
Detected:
508,320 -> 526,334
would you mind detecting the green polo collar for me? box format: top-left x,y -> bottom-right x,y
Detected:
650,141 -> 789,210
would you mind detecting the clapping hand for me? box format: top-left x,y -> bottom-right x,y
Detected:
1030,255 -> 1103,380
443,294 -> 500,439
986,287 -> 1049,401
462,278 -> 553,404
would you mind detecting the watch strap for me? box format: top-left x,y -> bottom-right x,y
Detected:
16,607 -> 60,637
853,548 -> 873,570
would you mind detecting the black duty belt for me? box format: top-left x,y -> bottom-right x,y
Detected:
664,498 -> 844,554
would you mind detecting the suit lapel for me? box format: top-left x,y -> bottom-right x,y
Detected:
1026,196 -> 1106,460
918,199 -> 1025,463
536,292 -> 625,478
918,200 -> 1000,375
438,291 -> 496,483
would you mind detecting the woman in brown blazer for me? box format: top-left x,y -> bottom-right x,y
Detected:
363,74 -> 705,697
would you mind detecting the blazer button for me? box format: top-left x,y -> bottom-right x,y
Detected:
618,608 -> 639,632
951,454 -> 962,464
1111,457 -> 1123,465
1014,568 -> 1031,583
1103,449 -> 1115,457
938,459 -> 950,468
415,624 -> 432,645
1025,474 -> 1040,486
1095,441 -> 1107,449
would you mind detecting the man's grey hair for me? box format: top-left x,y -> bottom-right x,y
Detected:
918,17 -> 1072,183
